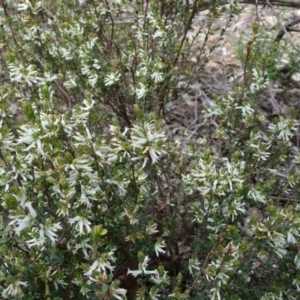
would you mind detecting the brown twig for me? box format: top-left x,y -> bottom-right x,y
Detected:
274,17 -> 300,44
264,0 -> 300,51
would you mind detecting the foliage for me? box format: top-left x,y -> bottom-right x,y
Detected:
0,0 -> 300,300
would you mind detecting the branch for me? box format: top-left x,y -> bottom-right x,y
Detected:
275,17 -> 300,43
240,0 -> 300,7
262,0 -> 300,51
208,0 -> 300,8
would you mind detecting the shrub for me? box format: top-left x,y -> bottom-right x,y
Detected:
0,0 -> 299,299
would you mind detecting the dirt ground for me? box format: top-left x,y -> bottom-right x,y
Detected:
166,3 -> 300,142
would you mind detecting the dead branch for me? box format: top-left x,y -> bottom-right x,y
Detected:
275,17 -> 300,43
240,0 -> 300,8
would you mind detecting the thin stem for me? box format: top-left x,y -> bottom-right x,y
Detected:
189,242 -> 219,294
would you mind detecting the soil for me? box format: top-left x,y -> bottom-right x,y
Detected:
166,3 -> 300,142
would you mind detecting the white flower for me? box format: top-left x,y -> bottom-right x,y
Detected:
8,64 -> 38,86
146,12 -> 157,25
61,47 -> 74,60
0,122 -> 15,150
88,73 -> 98,87
22,202 -> 37,218
151,71 -> 163,83
26,231 -> 46,248
17,125 -> 46,156
78,188 -> 93,209
44,72 -> 58,82
104,72 -> 121,86
17,3 -> 31,11
9,215 -> 31,236
294,253 -> 300,269
127,256 -> 156,277
149,270 -> 169,285
121,208 -> 139,225
188,257 -> 200,274
68,216 -> 91,235
268,116 -> 297,142
222,198 -> 246,221
135,83 -> 147,99
251,145 -> 270,162
146,222 -> 159,235
287,228 -> 299,244
8,64 -> 24,83
84,257 -> 115,277
82,98 -> 95,111
293,279 -> 300,292
131,122 -> 166,167
127,269 -> 142,277
247,188 -> 266,204
210,287 -> 221,300
2,280 -> 28,298
235,104 -> 254,117
154,238 -> 166,256
149,287 -> 161,300
81,65 -> 91,75
153,30 -> 164,39
249,68 -> 269,92
73,239 -> 93,258
44,223 -> 62,242
112,288 -> 127,300
27,222 -> 62,247
73,127 -> 93,147
135,29 -> 144,41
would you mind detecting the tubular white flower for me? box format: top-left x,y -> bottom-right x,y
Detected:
127,269 -> 142,277
146,222 -> 159,235
151,71 -> 163,83
188,257 -> 201,275
144,147 -> 160,164
24,202 -> 37,218
121,208 -> 139,225
26,222 -> 62,247
44,223 -> 63,243
26,231 -> 46,248
112,288 -> 127,300
84,256 -> 115,277
74,239 -> 93,258
2,280 -> 28,298
131,122 -> 166,167
9,215 -> 31,236
149,270 -> 169,285
68,216 -> 91,235
152,29 -> 164,39
104,71 -> 120,86
17,125 -> 46,157
268,116 -> 298,142
135,83 -> 147,99
0,121 -> 15,150
294,253 -> 300,269
222,198 -> 246,221
247,188 -> 266,204
154,238 -> 166,257
17,3 -> 31,11
127,256 -> 156,277
8,64 -> 39,86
